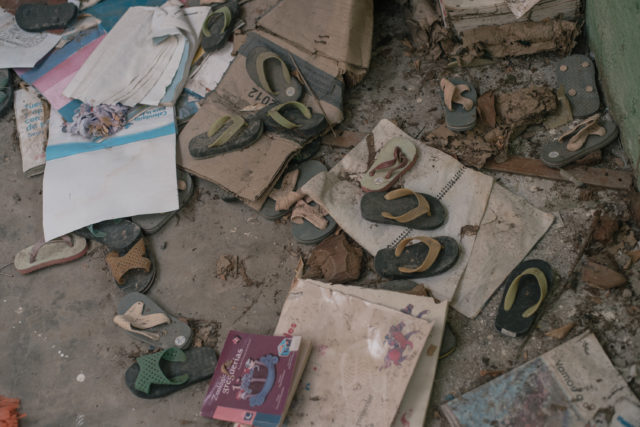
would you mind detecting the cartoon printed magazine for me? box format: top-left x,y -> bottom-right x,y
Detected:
200,331 -> 311,426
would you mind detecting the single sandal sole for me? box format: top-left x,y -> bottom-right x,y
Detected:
14,234 -> 88,274
374,236 -> 459,279
16,3 -> 78,32
541,119 -> 618,168
116,292 -> 192,349
441,77 -> 477,132
201,0 -> 238,52
188,116 -> 263,159
75,219 -> 142,253
495,259 -> 553,337
555,55 -> 600,118
246,46 -> 303,103
360,189 -> 446,230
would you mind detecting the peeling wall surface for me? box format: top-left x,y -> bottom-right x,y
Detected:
586,0 -> 640,188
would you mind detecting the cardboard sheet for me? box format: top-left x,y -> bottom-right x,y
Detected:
452,184 -> 554,317
441,332 -> 640,426
274,279 -> 432,427
308,280 -> 448,427
176,95 -> 300,203
43,107 -> 178,241
0,7 -> 61,68
301,119 -> 495,302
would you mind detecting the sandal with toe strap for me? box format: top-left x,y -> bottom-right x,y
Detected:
440,77 -> 477,132
14,234 -> 88,274
246,46 -> 303,103
374,236 -> 459,279
260,101 -> 327,140
360,137 -> 417,193
361,188 -> 446,230
106,238 -> 156,293
189,114 -> 263,159
201,0 -> 239,52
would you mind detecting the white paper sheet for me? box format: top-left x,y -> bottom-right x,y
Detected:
43,107 -> 178,241
184,42 -> 234,97
63,1 -> 208,107
0,8 -> 61,68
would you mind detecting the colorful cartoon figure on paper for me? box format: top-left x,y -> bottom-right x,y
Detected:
234,354 -> 279,407
381,321 -> 418,369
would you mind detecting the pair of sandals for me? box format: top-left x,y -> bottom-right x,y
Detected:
112,292 -> 217,399
260,160 -> 337,244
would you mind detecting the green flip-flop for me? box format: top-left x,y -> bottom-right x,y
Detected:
201,0 -> 238,52
189,114 -> 263,159
246,46 -> 303,103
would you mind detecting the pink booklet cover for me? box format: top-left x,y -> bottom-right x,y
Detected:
200,331 -> 301,426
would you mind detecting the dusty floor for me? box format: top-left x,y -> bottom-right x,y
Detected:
1,1 -> 639,426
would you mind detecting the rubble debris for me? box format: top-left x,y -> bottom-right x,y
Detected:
322,130 -> 368,148
216,255 -> 238,280
380,280 -> 430,296
477,90 -> 496,128
304,233 -> 362,283
592,214 -> 619,243
454,20 -> 579,66
495,86 -> 557,128
630,190 -> 640,226
188,319 -> 220,348
629,250 -> 640,265
581,258 -> 627,289
545,322 -> 575,339
543,86 -> 573,130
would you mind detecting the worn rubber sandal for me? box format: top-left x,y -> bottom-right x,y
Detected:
132,169 -> 194,234
246,46 -> 303,103
201,0 -> 238,52
260,101 -> 327,139
0,69 -> 12,117
15,3 -> 78,32
75,219 -> 141,253
125,347 -> 217,399
115,292 -> 192,349
291,199 -> 337,245
360,137 -> 417,192
106,238 -> 156,294
495,259 -> 553,337
440,77 -> 477,132
361,188 -> 446,230
260,160 -> 325,220
555,55 -> 600,118
189,114 -> 263,159
374,236 -> 459,279
541,113 -> 618,168
14,234 -> 88,274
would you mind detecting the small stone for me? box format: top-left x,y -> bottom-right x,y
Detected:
581,259 -> 626,289
622,289 -> 633,298
630,365 -> 638,378
615,251 -> 632,270
76,373 -> 86,382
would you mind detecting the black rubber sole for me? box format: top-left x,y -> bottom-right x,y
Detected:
361,191 -> 446,230
189,118 -> 263,159
16,3 -> 78,32
75,219 -> 142,253
374,237 -> 459,279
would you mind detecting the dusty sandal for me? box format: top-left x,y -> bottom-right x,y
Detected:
201,0 -> 238,52
246,46 -> 303,102
114,292 -> 192,349
291,198 -> 337,245
360,137 -> 417,192
106,238 -> 156,294
555,55 -> 600,118
440,77 -> 477,132
495,259 -> 553,337
0,69 -> 12,117
189,114 -> 263,159
14,234 -> 88,274
125,347 -> 217,399
15,3 -> 78,32
132,169 -> 194,234
260,101 -> 327,139
374,236 -> 459,279
360,188 -> 446,230
260,160 -> 326,220
541,113 -> 618,168
75,219 -> 141,253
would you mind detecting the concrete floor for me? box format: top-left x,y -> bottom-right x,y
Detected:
1,2 -> 639,426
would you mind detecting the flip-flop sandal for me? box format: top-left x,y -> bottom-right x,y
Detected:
260,101 -> 327,139
75,219 -> 142,253
360,137 -> 417,193
360,188 -> 446,230
188,114 -> 263,159
495,259 -> 553,337
374,236 -> 459,279
0,69 -> 12,117
14,234 -> 88,274
439,323 -> 457,359
440,77 -> 477,132
246,46 -> 303,103
260,159 -> 324,220
555,55 -> 600,118
125,347 -> 217,399
541,113 -> 618,168
114,292 -> 192,349
15,3 -> 78,32
106,238 -> 156,294
201,0 -> 238,52
291,198 -> 337,245
132,169 -> 194,234
293,137 -> 322,163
